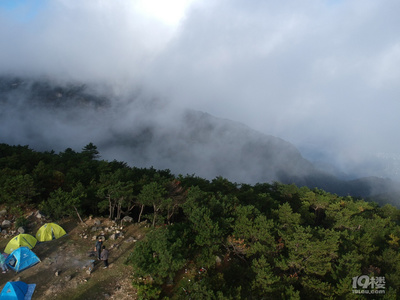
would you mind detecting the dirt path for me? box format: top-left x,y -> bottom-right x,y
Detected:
0,218 -> 144,299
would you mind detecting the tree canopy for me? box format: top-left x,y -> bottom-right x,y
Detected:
0,142 -> 399,299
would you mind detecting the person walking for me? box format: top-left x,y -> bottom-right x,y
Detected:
94,237 -> 103,260
100,246 -> 109,269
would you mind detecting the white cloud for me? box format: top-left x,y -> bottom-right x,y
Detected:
1,0 -> 400,178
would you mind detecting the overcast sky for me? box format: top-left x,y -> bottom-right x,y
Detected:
1,0 -> 400,178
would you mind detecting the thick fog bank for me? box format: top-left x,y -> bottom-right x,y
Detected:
1,76 -> 400,207
0,76 -> 313,184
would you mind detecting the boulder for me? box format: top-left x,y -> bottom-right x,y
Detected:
122,216 -> 133,223
215,256 -> 222,264
109,233 -> 119,240
1,220 -> 11,228
35,211 -> 46,219
124,237 -> 137,243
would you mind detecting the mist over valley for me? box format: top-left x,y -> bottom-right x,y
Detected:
1,76 -> 400,206
2,2 -> 400,298
1,0 -> 400,206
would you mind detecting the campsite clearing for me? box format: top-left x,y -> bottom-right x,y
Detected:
0,217 -> 144,299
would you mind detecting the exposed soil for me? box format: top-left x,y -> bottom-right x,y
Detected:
0,216 -> 145,299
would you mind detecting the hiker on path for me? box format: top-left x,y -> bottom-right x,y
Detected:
100,246 -> 109,269
94,237 -> 103,260
0,253 -> 8,273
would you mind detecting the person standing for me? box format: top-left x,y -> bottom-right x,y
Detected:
100,246 -> 109,269
0,253 -> 8,273
94,237 -> 103,260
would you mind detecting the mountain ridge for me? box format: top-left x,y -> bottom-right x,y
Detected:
1,75 -> 399,206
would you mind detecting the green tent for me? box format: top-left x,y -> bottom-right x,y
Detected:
35,223 -> 66,242
4,234 -> 38,254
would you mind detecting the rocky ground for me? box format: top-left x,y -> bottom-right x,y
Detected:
0,212 -> 147,299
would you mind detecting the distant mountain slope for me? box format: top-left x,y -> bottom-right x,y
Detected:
102,109 -> 320,184
1,76 -> 399,205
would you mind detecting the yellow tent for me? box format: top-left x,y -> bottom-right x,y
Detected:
36,223 -> 66,242
4,234 -> 38,254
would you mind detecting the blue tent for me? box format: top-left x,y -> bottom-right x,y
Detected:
5,247 -> 40,273
0,281 -> 28,299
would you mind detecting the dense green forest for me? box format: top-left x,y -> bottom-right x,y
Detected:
0,143 -> 399,299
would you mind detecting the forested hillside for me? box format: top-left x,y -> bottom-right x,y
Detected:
3,76 -> 400,207
0,143 -> 399,299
